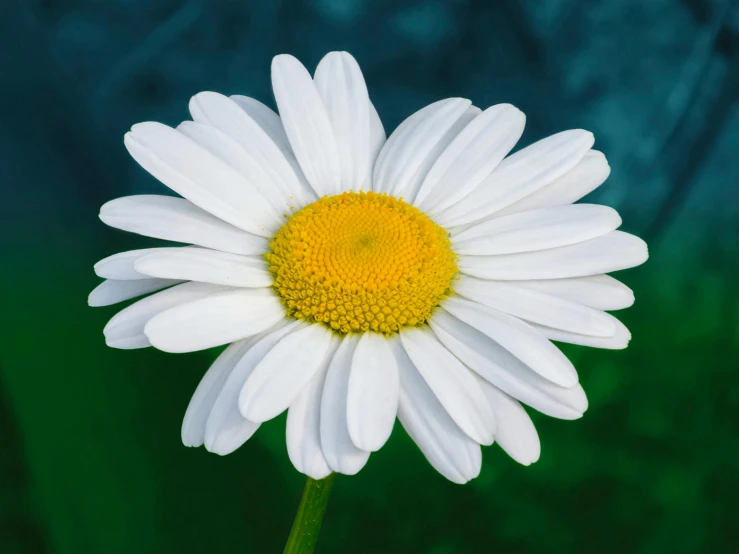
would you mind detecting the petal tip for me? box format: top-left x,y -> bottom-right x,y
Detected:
271,53 -> 300,71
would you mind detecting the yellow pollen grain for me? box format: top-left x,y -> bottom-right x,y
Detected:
266,191 -> 458,335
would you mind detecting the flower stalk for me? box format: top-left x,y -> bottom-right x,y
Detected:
283,474 -> 337,554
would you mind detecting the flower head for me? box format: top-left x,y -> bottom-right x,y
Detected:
90,51 -> 648,483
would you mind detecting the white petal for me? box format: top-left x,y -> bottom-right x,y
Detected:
103,282 -> 230,349
133,247 -> 272,288
372,98 -> 474,200
239,323 -> 334,422
286,339 -> 339,479
479,380 -> 540,465
314,51 -> 372,192
94,248 -> 165,280
182,337 -> 258,447
415,104 -> 525,213
399,327 -> 496,445
229,94 -> 316,205
124,122 -> 280,236
88,278 -> 181,307
454,275 -> 616,337
452,204 -> 622,255
458,231 -> 649,280
495,150 -> 610,217
176,120 -> 290,214
188,92 -> 314,207
532,315 -> 631,350
365,102 -> 386,189
204,320 -> 294,455
271,54 -> 342,197
99,195 -> 268,256
320,334 -> 370,475
442,296 -> 577,387
507,275 -> 634,311
437,129 -> 595,227
144,288 -> 285,353
229,95 -> 293,157
393,339 -> 481,484
346,333 -> 399,452
429,309 -> 587,419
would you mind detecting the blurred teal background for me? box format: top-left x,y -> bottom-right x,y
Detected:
2,0 -> 738,552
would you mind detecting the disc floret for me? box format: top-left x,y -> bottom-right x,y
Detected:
267,191 -> 458,334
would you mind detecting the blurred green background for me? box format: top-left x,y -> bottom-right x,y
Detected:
2,0 -> 738,552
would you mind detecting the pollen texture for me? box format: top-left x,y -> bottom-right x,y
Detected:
266,191 -> 458,334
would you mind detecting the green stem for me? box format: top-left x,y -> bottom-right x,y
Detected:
283,474 -> 337,554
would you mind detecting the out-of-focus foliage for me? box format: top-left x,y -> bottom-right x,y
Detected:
1,0 -> 738,552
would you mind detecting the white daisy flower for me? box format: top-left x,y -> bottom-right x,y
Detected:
90,51 -> 648,484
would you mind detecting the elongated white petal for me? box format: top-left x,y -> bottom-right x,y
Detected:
103,282 -> 230,350
188,92 -> 314,207
507,275 -> 634,311
437,129 -> 594,227
182,337 -> 258,447
99,195 -> 268,256
94,248 -> 167,280
272,54 -> 342,197
88,278 -> 181,307
229,94 -> 316,205
452,204 -> 622,255
399,327 -> 495,445
442,296 -> 577,387
229,95 -> 293,157
346,333 -> 399,452
176,120 -> 290,214
239,324 -> 334,422
393,340 -> 481,484
429,309 -> 587,419
365,102 -> 386,189
372,98 -> 473,199
286,339 -> 339,479
479,380 -> 540,465
314,51 -> 372,192
144,288 -> 284,353
495,150 -> 610,217
415,104 -> 525,213
134,247 -> 272,288
204,321 -> 294,455
321,334 -> 370,474
124,122 -> 279,236
532,315 -> 631,350
458,231 -> 649,280
454,275 -> 616,337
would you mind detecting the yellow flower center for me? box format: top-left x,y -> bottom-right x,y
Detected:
266,191 -> 458,334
